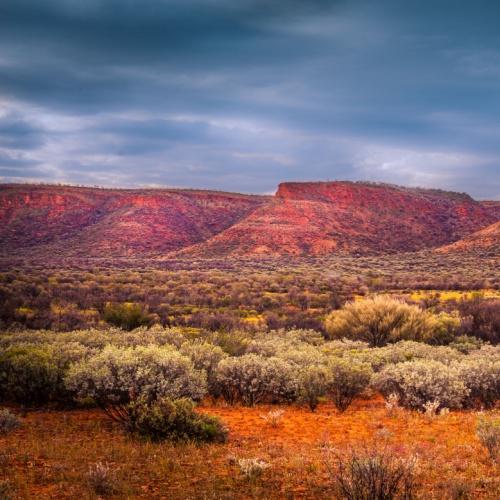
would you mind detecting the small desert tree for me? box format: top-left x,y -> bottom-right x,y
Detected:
325,296 -> 439,347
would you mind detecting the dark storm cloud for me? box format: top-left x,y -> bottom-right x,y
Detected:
0,0 -> 499,198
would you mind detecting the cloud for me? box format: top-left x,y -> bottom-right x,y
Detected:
0,0 -> 499,198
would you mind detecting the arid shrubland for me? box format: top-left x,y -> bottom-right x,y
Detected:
0,325 -> 498,415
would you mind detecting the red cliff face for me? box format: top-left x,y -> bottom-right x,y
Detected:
183,181 -> 498,257
0,181 -> 498,258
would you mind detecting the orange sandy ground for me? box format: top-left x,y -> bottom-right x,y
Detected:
0,397 -> 498,499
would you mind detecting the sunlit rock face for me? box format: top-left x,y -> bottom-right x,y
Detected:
0,181 -> 498,258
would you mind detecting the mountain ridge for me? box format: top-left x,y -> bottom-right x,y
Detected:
1,181 -> 498,258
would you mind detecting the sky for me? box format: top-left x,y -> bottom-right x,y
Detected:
0,0 -> 499,199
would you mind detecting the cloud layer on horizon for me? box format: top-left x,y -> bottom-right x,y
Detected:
0,0 -> 499,198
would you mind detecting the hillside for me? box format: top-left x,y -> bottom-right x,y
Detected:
0,182 -> 498,258
181,182 -> 499,256
436,221 -> 500,256
0,184 -> 267,257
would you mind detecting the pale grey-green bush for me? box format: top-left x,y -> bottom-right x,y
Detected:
326,358 -> 372,412
246,329 -> 324,358
323,339 -> 370,357
180,340 -> 227,396
374,360 -> 469,410
65,345 -> 206,422
298,365 -> 329,411
449,335 -> 484,354
456,358 -> 499,409
0,326 -> 188,350
215,354 -> 298,406
246,330 -> 327,368
351,341 -> 463,372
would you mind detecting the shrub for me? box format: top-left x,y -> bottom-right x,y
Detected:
215,354 -> 298,406
323,339 -> 370,357
261,409 -> 285,427
476,417 -> 500,462
428,312 -> 461,345
351,341 -> 462,372
449,335 -> 484,354
103,302 -> 154,331
458,297 -> 500,344
298,365 -> 329,411
65,345 -> 206,423
237,458 -> 271,480
0,342 -> 92,407
326,359 -> 372,412
247,329 -> 324,358
325,296 -> 440,346
206,330 -> 253,356
0,408 -> 21,435
0,479 -> 13,500
422,400 -> 441,420
86,462 -> 119,496
385,393 -> 401,417
456,358 -> 499,409
127,397 -> 227,443
330,449 -> 418,500
374,360 -> 469,411
446,479 -> 473,500
0,346 -> 60,406
180,341 -> 227,397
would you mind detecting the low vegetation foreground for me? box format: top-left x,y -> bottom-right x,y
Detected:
0,181 -> 498,498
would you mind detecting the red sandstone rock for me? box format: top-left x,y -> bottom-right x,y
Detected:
0,181 -> 498,258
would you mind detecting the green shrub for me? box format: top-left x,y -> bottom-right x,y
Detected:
127,397 -> 227,443
325,296 -> 441,347
215,354 -> 298,406
103,302 -> 154,331
449,335 -> 484,354
205,330 -> 252,356
298,365 -> 329,411
65,345 -> 206,423
374,360 -> 469,411
326,358 -> 372,412
0,342 -> 92,407
0,346 -> 61,406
